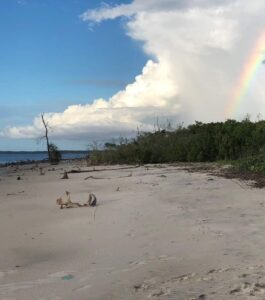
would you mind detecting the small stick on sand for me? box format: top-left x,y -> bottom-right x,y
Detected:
39,167 -> 45,176
61,171 -> 69,179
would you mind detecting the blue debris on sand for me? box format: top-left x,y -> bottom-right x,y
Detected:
62,274 -> 74,280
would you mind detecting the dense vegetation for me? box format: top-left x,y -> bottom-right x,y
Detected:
89,119 -> 265,174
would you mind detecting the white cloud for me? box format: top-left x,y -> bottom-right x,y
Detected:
4,0 -> 265,140
3,60 -> 178,139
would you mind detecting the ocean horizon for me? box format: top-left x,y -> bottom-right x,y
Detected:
0,151 -> 87,164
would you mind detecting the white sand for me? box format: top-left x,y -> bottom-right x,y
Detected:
0,162 -> 265,299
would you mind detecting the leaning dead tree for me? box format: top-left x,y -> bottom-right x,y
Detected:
40,113 -> 61,164
41,113 -> 51,162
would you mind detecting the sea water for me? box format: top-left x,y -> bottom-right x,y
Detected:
0,151 -> 87,164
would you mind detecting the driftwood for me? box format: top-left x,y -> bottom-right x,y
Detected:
84,176 -> 105,180
84,173 -> 133,180
61,171 -> 69,179
7,191 -> 25,196
56,191 -> 97,209
87,193 -> 97,206
39,167 -> 45,176
68,165 -> 140,174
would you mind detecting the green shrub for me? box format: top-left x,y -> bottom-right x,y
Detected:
88,119 -> 265,170
234,152 -> 265,174
48,143 -> 61,164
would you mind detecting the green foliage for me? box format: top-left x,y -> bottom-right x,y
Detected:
234,151 -> 265,174
48,143 -> 61,164
89,119 -> 265,172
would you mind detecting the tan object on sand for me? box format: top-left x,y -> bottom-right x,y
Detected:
56,191 -> 81,209
56,191 -> 72,209
56,191 -> 97,209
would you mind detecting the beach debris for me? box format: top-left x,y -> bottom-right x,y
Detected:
133,284 -> 142,291
84,176 -> 104,180
150,289 -> 168,297
133,283 -> 149,292
116,187 -> 120,192
68,165 -> 140,174
39,167 -> 45,176
189,296 -> 207,300
56,191 -> 82,209
56,191 -> 72,209
17,176 -> 21,180
56,191 -> 98,209
61,274 -> 74,280
61,171 -> 69,179
7,191 -> 25,196
88,193 -> 97,207
30,162 -> 39,171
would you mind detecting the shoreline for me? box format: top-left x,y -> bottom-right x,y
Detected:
0,157 -> 86,168
0,150 -> 88,167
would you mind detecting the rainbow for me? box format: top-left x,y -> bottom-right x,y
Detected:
226,33 -> 265,118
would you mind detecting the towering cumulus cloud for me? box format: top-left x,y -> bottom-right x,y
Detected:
4,0 -> 265,140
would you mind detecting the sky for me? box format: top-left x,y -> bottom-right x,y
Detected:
1,0 -> 265,150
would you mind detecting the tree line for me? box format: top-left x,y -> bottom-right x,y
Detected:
89,119 -> 265,172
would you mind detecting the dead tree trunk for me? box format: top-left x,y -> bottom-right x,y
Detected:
41,113 -> 51,162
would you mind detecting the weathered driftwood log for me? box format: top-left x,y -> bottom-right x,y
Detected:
56,191 -> 98,209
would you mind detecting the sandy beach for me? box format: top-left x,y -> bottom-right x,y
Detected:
1,161 -> 265,299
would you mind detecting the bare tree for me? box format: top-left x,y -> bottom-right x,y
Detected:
41,113 -> 51,162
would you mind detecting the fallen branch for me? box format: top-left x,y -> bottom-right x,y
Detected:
7,191 -> 25,196
84,173 -> 134,180
56,191 -> 97,209
84,176 -> 106,180
68,165 -> 140,174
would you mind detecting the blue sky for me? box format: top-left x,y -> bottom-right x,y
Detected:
2,0 -> 265,150
0,0 -> 147,150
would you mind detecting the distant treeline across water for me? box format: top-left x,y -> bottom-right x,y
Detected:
0,151 -> 87,164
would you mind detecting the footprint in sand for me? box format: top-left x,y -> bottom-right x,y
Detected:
157,255 -> 176,262
129,260 -> 146,267
188,295 -> 207,300
0,269 -> 18,278
230,282 -> 265,296
148,288 -> 171,298
207,268 -> 232,274
173,273 -> 198,283
0,271 -> 75,294
38,297 -> 62,300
